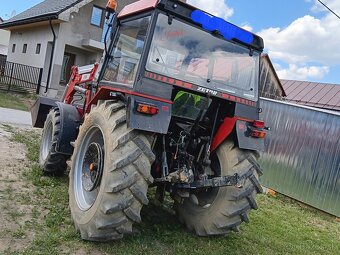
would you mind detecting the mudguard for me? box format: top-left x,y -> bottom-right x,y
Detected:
127,95 -> 171,134
236,120 -> 265,152
211,117 -> 237,152
55,102 -> 81,155
211,118 -> 265,152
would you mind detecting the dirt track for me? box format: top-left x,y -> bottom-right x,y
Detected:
0,125 -> 38,253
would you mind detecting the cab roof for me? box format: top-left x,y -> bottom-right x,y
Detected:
118,0 -> 264,51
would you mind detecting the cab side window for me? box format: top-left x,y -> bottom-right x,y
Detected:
102,17 -> 151,86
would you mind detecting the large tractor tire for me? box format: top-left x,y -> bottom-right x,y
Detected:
39,108 -> 69,175
175,140 -> 263,236
69,100 -> 155,241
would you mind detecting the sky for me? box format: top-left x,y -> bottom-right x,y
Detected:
1,0 -> 340,84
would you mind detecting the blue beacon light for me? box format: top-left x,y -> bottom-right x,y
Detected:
191,10 -> 254,45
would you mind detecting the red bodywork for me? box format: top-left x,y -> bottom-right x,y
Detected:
62,64 -> 172,118
145,71 -> 257,107
211,117 -> 238,152
62,64 -> 261,151
62,64 -> 241,151
63,64 -> 99,106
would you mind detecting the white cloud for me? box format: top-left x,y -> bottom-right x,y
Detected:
187,0 -> 234,20
310,0 -> 340,14
258,0 -> 340,80
259,15 -> 340,65
189,0 -> 338,81
276,64 -> 329,80
241,24 -> 253,32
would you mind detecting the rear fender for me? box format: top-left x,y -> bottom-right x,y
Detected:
211,117 -> 237,152
235,120 -> 265,152
211,117 -> 265,152
127,95 -> 171,134
55,102 -> 81,155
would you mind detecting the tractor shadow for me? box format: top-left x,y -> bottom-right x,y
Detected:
87,192 -> 243,254
139,198 -> 182,233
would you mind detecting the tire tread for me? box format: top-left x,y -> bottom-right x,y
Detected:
70,101 -> 154,241
175,140 -> 262,236
39,108 -> 69,175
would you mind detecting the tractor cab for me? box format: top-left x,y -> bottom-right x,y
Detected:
95,0 -> 265,151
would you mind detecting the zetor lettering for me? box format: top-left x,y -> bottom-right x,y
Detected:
197,86 -> 218,96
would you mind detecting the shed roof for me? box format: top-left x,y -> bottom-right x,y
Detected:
261,54 -> 286,99
0,0 -> 83,29
281,80 -> 340,111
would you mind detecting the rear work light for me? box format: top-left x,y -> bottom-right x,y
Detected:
136,103 -> 159,115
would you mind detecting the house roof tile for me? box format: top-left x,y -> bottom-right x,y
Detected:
0,0 -> 82,28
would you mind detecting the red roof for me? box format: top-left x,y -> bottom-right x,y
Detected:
281,80 -> 340,111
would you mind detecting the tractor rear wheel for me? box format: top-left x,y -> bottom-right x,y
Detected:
69,100 -> 155,241
39,108 -> 68,175
175,140 -> 263,236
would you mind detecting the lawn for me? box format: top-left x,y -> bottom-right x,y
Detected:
0,91 -> 36,111
4,128 -> 340,255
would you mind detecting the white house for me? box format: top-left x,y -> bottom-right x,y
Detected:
0,18 -> 10,61
0,0 -> 136,97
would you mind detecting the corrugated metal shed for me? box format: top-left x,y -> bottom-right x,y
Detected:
260,98 -> 340,217
281,80 -> 340,111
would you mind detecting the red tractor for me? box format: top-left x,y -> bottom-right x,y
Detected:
32,0 -> 266,241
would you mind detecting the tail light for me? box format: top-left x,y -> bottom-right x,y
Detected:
249,120 -> 266,138
137,103 -> 159,115
253,120 -> 265,129
250,130 -> 266,138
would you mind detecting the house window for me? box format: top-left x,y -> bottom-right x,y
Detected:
22,44 -> 27,53
12,44 -> 16,53
91,6 -> 103,27
36,44 -> 41,54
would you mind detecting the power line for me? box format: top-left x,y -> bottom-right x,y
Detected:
317,0 -> 340,20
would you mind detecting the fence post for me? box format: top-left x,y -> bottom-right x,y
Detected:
36,68 -> 43,94
8,63 -> 14,92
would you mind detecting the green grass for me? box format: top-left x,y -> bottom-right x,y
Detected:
6,128 -> 340,255
0,91 -> 35,111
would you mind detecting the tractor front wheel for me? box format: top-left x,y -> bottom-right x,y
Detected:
39,108 -> 68,175
175,140 -> 263,236
69,100 -> 155,241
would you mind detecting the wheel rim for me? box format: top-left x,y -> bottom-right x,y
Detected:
74,126 -> 104,211
189,153 -> 221,209
41,120 -> 53,161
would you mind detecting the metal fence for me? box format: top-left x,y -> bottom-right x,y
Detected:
0,60 -> 43,94
259,98 -> 340,217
